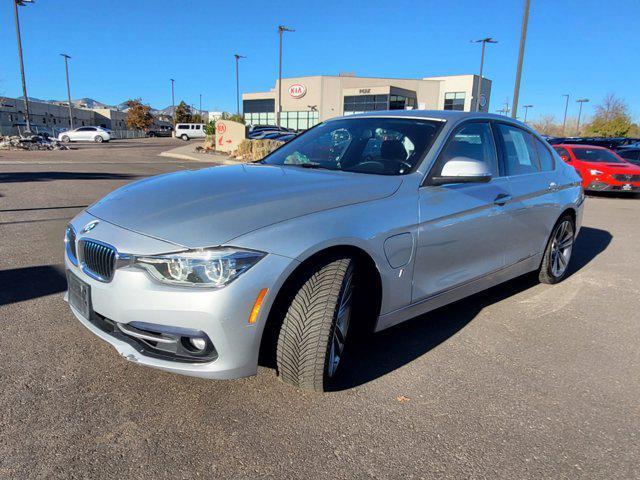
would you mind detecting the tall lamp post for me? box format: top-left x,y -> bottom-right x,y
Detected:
561,94 -> 570,135
13,0 -> 34,133
170,78 -> 175,125
234,54 -> 246,116
522,104 -> 533,123
576,98 -> 589,136
199,93 -> 202,118
511,0 -> 531,119
472,37 -> 497,112
277,25 -> 294,128
60,53 -> 74,130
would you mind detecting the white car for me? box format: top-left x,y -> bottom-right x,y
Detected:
58,126 -> 112,143
175,123 -> 206,141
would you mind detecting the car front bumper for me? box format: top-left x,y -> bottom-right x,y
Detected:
64,213 -> 297,379
586,180 -> 640,192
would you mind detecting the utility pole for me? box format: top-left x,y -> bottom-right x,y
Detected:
576,98 -> 589,136
234,54 -> 246,116
199,94 -> 202,117
277,25 -> 294,127
13,0 -> 34,133
561,94 -> 570,135
472,37 -> 497,111
522,104 -> 533,123
60,53 -> 74,129
170,78 -> 175,125
511,0 -> 531,119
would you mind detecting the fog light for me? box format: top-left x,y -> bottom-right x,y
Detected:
189,337 -> 207,351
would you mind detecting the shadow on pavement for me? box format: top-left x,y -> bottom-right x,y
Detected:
329,226 -> 612,391
0,172 -> 138,183
0,264 -> 67,306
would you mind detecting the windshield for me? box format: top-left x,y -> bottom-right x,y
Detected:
262,117 -> 442,175
571,148 -> 625,163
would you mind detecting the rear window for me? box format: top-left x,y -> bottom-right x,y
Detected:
571,148 -> 624,163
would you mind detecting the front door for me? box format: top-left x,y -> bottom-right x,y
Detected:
413,121 -> 511,301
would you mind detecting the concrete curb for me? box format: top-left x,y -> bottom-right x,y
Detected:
158,146 -> 245,165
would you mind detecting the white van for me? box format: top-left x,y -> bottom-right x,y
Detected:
175,123 -> 206,141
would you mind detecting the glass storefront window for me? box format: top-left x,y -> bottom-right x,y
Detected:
444,92 -> 466,111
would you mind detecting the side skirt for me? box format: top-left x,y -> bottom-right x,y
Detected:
375,254 -> 542,332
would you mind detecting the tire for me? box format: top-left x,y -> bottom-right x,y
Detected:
61,135 -> 70,143
148,132 -> 156,138
94,135 -> 104,143
539,214 -> 575,284
276,257 -> 355,391
181,134 -> 189,141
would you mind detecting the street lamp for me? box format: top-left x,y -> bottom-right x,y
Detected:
13,0 -> 34,133
60,53 -> 74,130
561,94 -> 570,135
277,25 -> 295,128
199,93 -> 202,118
234,54 -> 246,116
522,104 -> 533,123
170,78 -> 175,125
472,37 -> 497,111
576,98 -> 590,136
511,0 -> 531,119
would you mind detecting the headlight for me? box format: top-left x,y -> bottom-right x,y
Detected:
589,169 -> 603,176
132,247 -> 265,288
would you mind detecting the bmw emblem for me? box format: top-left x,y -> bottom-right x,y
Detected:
81,220 -> 99,234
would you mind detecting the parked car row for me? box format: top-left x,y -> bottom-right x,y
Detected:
547,136 -> 639,150
248,125 -> 297,143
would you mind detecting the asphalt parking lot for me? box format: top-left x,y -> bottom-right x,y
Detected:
0,138 -> 638,479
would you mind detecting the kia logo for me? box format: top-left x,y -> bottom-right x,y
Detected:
288,84 -> 307,99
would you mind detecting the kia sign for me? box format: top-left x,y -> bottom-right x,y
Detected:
288,84 -> 307,99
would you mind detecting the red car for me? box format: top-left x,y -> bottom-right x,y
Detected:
552,144 -> 640,193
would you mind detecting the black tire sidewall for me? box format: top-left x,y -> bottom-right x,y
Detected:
540,215 -> 575,284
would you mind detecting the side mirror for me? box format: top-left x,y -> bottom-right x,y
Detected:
560,155 -> 571,163
430,156 -> 492,186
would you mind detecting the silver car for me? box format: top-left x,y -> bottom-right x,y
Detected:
64,111 -> 584,391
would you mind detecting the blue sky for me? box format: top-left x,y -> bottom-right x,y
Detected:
1,0 -> 638,122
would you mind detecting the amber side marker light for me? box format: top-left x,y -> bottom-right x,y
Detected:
248,288 -> 268,324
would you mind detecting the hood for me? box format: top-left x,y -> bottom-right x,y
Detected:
87,164 -> 402,248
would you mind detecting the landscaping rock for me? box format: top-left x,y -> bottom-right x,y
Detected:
0,134 -> 69,151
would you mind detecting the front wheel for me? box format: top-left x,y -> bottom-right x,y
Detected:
61,135 -> 70,143
539,215 -> 575,284
94,135 -> 104,143
276,257 -> 355,391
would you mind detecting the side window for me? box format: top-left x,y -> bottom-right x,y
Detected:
435,122 -> 499,177
618,149 -> 640,161
195,125 -> 201,130
176,124 -> 187,130
534,138 -> 555,171
497,124 -> 540,176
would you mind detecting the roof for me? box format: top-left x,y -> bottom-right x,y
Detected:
328,109 -> 525,124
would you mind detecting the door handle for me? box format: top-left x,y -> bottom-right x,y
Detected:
494,193 -> 512,206
549,182 -> 558,191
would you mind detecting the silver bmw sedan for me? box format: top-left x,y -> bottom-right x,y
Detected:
64,111 -> 584,391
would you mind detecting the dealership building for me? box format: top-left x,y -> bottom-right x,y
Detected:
242,73 -> 491,130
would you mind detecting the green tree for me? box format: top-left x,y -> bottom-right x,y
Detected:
124,98 -> 154,130
226,113 -> 245,124
584,94 -> 632,137
174,101 -> 192,123
204,120 -> 216,135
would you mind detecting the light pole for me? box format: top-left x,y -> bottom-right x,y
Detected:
522,104 -> 533,123
472,37 -> 497,111
576,98 -> 589,136
13,0 -> 34,133
561,94 -> 569,135
511,0 -> 531,119
60,53 -> 74,130
234,54 -> 246,116
277,25 -> 294,127
199,93 -> 202,118
170,78 -> 175,125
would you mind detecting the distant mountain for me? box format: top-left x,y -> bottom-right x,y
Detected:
72,98 -> 112,109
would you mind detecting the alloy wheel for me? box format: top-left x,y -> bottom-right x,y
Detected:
327,269 -> 354,378
550,220 -> 574,278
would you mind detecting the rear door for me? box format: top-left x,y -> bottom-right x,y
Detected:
494,123 -> 561,264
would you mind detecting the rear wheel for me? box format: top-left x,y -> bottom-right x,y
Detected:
539,215 -> 575,284
276,256 -> 355,391
181,134 -> 189,141
94,135 -> 104,143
